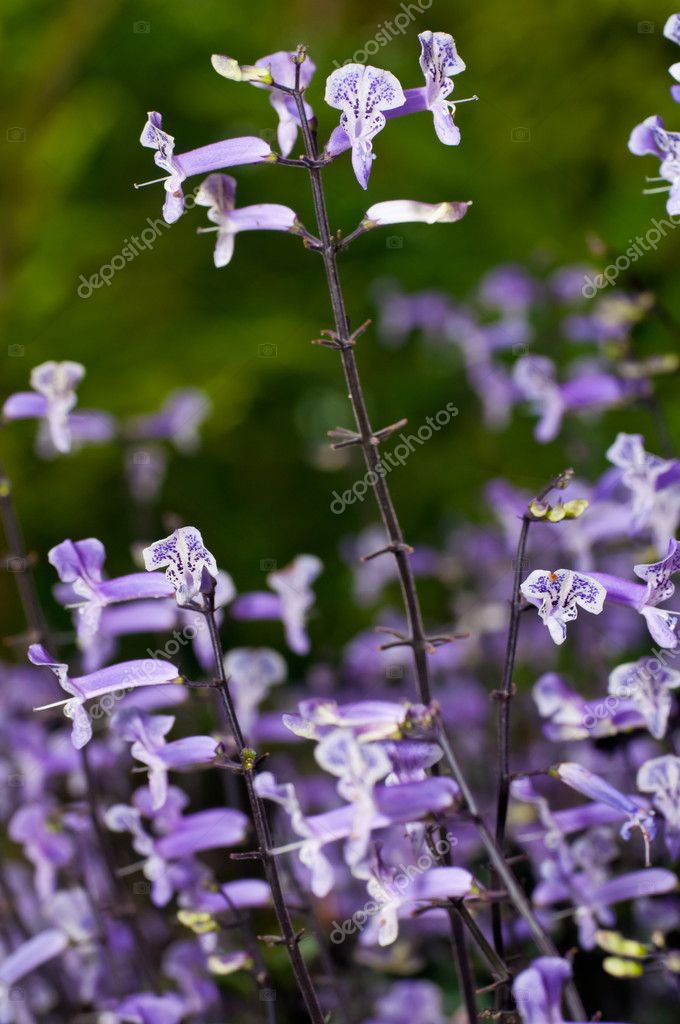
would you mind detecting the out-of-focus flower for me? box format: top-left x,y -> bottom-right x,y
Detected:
129,388 -> 212,454
2,361 -> 113,455
230,554 -> 322,654
608,657 -> 680,739
637,754 -> 680,859
554,762 -> 656,860
113,710 -> 218,810
591,539 -> 680,648
49,537 -> 174,641
512,956 -> 628,1023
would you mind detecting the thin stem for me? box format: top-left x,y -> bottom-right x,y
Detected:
290,61 -> 432,707
491,470 -> 571,970
436,724 -> 587,1022
203,602 -> 326,1024
0,459 -> 50,643
288,61 -> 485,1022
220,891 -> 278,1024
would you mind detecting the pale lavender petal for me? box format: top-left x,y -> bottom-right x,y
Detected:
155,808 -> 248,859
2,391 -> 47,420
0,929 -> 68,987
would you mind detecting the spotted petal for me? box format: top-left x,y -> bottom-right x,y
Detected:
324,64 -> 405,188
520,569 -> 606,644
143,526 -> 218,606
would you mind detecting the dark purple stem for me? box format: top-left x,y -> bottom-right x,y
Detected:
203,601 -> 326,1024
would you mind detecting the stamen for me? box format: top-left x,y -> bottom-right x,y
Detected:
646,175 -> 668,182
643,185 -> 671,194
116,859 -> 147,877
134,177 -> 168,189
33,698 -> 72,711
196,227 -> 219,234
447,95 -> 479,108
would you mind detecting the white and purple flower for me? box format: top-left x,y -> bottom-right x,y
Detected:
520,569 -> 607,645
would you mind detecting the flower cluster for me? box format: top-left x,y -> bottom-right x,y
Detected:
1,24 -> 679,1024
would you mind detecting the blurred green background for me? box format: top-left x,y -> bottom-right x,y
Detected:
2,0 -> 680,648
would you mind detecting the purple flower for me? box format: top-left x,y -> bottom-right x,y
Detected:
138,112 -> 273,224
554,763 -> 656,862
414,31 -> 467,144
360,860 -> 473,947
478,264 -> 540,314
591,539 -> 680,648
283,697 -> 431,742
129,388 -> 212,454
9,801 -> 75,899
364,980 -> 446,1024
224,647 -> 286,736
513,356 -> 641,443
28,643 -> 181,748
637,754 -> 680,859
49,537 -> 175,641
315,729 -> 392,868
0,929 -> 68,1004
533,672 -> 644,741
252,50 -> 316,157
363,199 -> 470,228
255,772 -> 459,897
230,554 -> 322,655
608,657 -> 680,739
3,360 -> 85,453
114,710 -> 218,809
106,797 -> 248,906
628,114 -> 680,215
512,956 -> 627,1024
195,173 -> 299,267
606,432 -> 678,542
520,569 -> 607,645
325,64 -> 406,188
143,526 -> 218,607
664,14 -> 680,101
101,992 -> 186,1024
